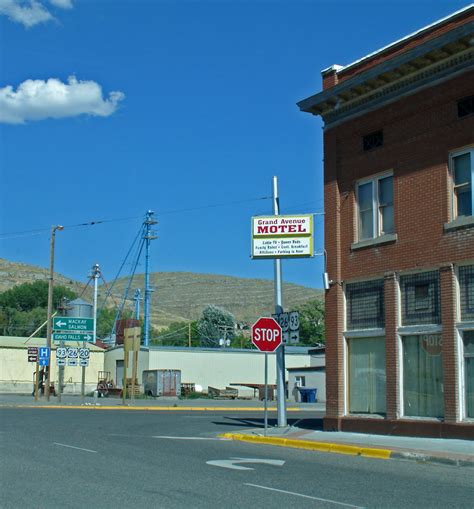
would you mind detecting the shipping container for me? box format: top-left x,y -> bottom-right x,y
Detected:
143,369 -> 181,397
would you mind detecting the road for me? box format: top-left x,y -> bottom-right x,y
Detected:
1,408 -> 472,508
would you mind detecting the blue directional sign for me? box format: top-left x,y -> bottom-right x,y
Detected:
39,347 -> 50,359
39,358 -> 49,367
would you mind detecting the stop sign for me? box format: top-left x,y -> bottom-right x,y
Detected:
252,317 -> 282,352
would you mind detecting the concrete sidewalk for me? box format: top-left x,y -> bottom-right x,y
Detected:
221,425 -> 474,467
0,393 -> 324,412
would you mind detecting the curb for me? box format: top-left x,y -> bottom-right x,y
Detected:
0,404 -> 307,412
219,433 -> 391,459
220,433 -> 474,467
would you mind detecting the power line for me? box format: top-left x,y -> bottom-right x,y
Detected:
0,196 -> 272,239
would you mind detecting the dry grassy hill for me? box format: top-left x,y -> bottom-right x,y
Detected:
0,258 -> 323,327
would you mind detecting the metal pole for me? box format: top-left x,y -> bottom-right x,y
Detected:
92,264 -> 100,344
134,289 -> 141,320
264,352 -> 268,436
34,362 -> 39,402
45,225 -> 63,401
272,176 -> 287,427
143,211 -> 157,347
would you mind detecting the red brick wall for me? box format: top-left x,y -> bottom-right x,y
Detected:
325,71 -> 474,281
323,70 -> 474,435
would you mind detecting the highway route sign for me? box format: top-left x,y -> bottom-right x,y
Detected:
79,348 -> 90,359
57,359 -> 66,367
79,358 -> 89,367
289,311 -> 299,331
53,317 -> 94,333
56,347 -> 67,359
251,317 -> 282,353
67,347 -> 78,358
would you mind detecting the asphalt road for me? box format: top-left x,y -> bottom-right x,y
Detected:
1,408 -> 473,508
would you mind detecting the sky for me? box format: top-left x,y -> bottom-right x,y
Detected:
0,0 -> 470,291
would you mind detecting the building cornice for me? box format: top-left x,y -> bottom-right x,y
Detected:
297,22 -> 474,129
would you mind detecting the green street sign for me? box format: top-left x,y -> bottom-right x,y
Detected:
53,317 -> 94,333
53,331 -> 94,343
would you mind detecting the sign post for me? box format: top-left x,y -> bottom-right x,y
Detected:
252,317 -> 282,435
123,327 -> 141,404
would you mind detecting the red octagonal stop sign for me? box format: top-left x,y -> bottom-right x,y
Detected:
252,317 -> 282,352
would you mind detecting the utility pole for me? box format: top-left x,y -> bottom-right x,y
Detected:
92,263 -> 100,344
272,176 -> 287,427
45,225 -> 63,401
134,289 -> 142,320
143,210 -> 157,347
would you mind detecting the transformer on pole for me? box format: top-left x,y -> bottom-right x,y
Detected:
143,210 -> 157,347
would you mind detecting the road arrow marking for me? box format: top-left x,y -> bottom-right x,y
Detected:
206,457 -> 285,471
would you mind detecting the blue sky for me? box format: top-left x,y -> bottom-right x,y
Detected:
0,0 -> 469,289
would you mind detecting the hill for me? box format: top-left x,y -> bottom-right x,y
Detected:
0,258 -> 323,327
110,272 -> 323,327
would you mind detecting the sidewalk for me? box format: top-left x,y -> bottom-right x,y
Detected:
221,425 -> 474,467
0,393 -> 324,412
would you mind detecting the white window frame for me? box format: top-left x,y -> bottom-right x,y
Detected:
450,147 -> 474,220
356,171 -> 394,241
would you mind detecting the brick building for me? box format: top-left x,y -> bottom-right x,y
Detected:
298,6 -> 474,438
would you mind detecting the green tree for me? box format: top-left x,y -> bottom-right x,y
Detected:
96,307 -> 134,340
197,305 -> 235,347
150,321 -> 199,347
0,281 -> 76,312
297,299 -> 325,345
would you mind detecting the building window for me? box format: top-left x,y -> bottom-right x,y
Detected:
458,96 -> 474,118
348,337 -> 386,414
463,331 -> 474,419
450,148 -> 473,218
459,265 -> 474,321
400,271 -> 440,326
363,130 -> 383,151
295,376 -> 306,387
403,335 -> 444,418
346,280 -> 385,330
356,173 -> 394,241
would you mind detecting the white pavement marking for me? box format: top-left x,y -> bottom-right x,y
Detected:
153,436 -> 229,441
53,443 -> 97,453
207,458 -> 285,471
244,484 -> 365,508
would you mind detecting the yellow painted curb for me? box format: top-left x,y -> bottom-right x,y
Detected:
219,433 -> 392,460
3,404 -> 305,412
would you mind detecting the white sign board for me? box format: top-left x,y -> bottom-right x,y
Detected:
251,215 -> 313,259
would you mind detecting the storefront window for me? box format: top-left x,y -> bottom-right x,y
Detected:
403,335 -> 444,418
464,331 -> 474,418
348,337 -> 386,414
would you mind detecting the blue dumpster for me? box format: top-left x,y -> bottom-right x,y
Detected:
298,387 -> 318,403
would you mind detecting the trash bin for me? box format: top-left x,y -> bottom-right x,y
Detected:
298,387 -> 318,403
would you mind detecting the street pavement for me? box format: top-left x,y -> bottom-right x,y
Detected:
1,407 -> 473,508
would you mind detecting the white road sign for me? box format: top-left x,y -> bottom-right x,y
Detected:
79,358 -> 89,367
79,348 -> 90,359
289,311 -> 300,331
67,347 -> 78,358
56,347 -> 67,359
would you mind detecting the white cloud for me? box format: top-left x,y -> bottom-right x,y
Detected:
48,0 -> 72,9
0,0 -> 73,27
0,76 -> 125,124
0,0 -> 53,27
